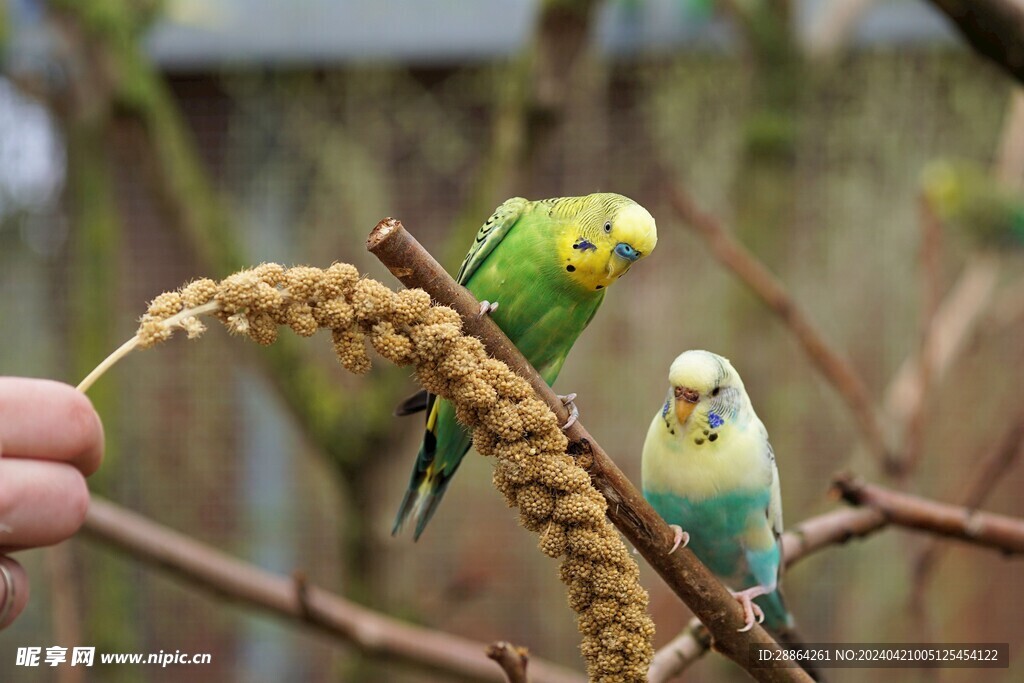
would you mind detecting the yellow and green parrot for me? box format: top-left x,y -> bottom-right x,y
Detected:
642,350 -> 793,634
393,193 -> 658,540
920,159 -> 1024,246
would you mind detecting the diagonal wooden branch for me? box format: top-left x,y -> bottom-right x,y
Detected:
662,180 -> 891,469
367,219 -> 812,683
910,413 -> 1024,608
81,497 -> 584,683
924,0 -> 1024,86
898,197 -> 946,476
833,473 -> 1024,554
487,642 -> 532,683
883,254 -> 1000,431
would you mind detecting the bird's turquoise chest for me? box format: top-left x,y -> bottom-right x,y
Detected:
644,488 -> 771,579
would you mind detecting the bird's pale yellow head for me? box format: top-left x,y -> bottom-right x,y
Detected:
920,159 -> 965,219
555,193 -> 657,292
663,350 -> 747,432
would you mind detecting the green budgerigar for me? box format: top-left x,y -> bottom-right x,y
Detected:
393,193 -> 658,539
920,159 -> 1024,246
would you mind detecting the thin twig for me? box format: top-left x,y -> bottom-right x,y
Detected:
647,618 -> 711,683
883,255 -> 1000,429
780,507 -> 888,568
924,0 -> 1024,86
663,180 -> 891,469
81,497 -> 584,683
487,642 -> 531,683
76,301 -> 222,393
367,219 -> 811,683
993,89 -> 1024,188
898,197 -> 946,476
909,414 -> 1024,611
833,473 -> 1024,554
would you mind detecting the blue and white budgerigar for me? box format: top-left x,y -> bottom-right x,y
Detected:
642,350 -> 789,633
393,193 -> 658,540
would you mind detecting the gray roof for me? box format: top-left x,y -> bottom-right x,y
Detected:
7,0 -> 957,70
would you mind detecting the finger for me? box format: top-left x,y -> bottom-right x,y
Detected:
0,459 -> 90,549
0,556 -> 30,629
0,377 -> 104,476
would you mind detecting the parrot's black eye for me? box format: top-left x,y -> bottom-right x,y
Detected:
712,387 -> 720,397
603,221 -> 612,233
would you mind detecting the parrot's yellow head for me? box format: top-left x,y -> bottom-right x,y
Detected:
662,350 -> 749,438
555,193 -> 657,292
920,160 -> 965,220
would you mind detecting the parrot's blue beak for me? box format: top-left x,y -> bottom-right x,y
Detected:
614,242 -> 641,262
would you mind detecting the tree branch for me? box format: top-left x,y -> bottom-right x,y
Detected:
81,497 -> 584,683
910,413 -> 1024,609
662,180 -> 891,469
487,642 -> 531,683
883,254 -> 1000,432
647,617 -> 711,683
897,197 -> 945,475
833,473 -> 1024,554
925,0 -> 1024,86
367,219 -> 811,682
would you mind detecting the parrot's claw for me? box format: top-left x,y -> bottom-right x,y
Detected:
478,300 -> 499,316
558,393 -> 579,430
668,524 -> 690,554
730,586 -> 770,632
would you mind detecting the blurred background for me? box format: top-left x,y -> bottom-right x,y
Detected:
0,0 -> 1022,681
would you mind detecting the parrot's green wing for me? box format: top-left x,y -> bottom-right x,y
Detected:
393,198 -> 529,420
455,196 -> 529,284
393,198 -> 530,539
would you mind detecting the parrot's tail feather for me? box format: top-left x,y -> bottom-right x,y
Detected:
391,455 -> 453,541
411,488 -> 448,541
391,487 -> 420,536
394,389 -> 429,416
773,626 -> 826,682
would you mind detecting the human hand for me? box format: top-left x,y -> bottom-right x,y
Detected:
0,377 -> 104,629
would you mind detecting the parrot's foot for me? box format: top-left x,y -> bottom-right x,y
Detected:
730,585 -> 770,632
478,300 -> 499,316
668,524 -> 690,554
558,393 -> 579,430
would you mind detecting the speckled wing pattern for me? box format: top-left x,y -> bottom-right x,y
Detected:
455,197 -> 529,284
393,197 -> 530,539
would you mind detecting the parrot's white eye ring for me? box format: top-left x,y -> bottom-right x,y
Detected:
603,221 -> 612,233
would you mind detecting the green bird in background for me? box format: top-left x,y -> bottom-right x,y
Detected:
920,159 -> 1024,246
393,193 -> 658,540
